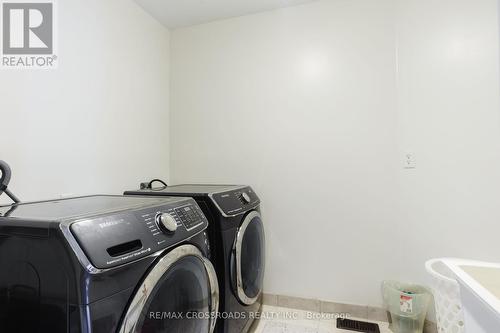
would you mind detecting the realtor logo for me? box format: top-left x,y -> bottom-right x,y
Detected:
1,0 -> 57,68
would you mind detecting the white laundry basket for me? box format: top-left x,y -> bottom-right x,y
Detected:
425,258 -> 465,333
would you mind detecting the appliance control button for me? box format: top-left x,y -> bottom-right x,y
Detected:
241,192 -> 251,204
157,213 -> 178,233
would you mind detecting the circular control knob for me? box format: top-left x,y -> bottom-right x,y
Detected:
240,192 -> 251,204
157,213 -> 178,233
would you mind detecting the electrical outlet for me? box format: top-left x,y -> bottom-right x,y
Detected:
403,152 -> 416,169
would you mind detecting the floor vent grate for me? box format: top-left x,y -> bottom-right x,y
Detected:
336,318 -> 380,333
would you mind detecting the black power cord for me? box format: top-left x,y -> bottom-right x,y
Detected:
0,160 -> 20,204
140,179 -> 168,190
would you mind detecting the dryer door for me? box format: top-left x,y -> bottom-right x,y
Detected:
234,211 -> 266,305
118,244 -> 219,333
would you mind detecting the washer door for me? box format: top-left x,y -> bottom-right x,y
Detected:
234,211 -> 266,305
119,244 -> 219,333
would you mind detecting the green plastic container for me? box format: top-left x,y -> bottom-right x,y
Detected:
382,280 -> 431,333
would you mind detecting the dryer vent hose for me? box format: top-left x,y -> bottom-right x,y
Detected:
0,160 -> 20,203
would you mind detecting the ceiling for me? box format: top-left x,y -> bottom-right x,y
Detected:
134,0 -> 317,29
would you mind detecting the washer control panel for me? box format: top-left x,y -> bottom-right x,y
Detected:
70,198 -> 208,270
175,205 -> 204,230
210,186 -> 260,216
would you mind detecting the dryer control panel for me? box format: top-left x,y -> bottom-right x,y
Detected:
210,186 -> 260,217
70,198 -> 208,270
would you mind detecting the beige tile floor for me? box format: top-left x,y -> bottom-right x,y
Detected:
251,305 -> 391,333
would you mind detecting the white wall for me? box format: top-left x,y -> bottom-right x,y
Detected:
170,0 -> 399,306
0,0 -> 170,204
170,0 -> 500,307
395,0 -> 500,286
